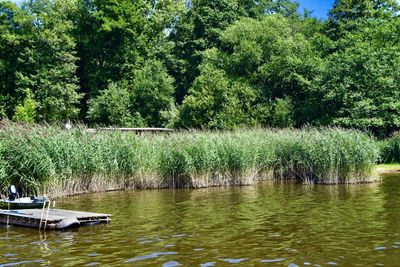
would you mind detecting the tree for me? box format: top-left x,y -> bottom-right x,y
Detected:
74,0 -> 183,119
169,0 -> 299,103
87,82 -> 144,127
2,0 -> 82,122
74,0 -> 149,96
0,0 -> 81,122
321,19 -> 400,135
177,58 -> 261,129
327,0 -> 400,39
217,15 -> 323,126
88,60 -> 176,127
329,0 -> 399,21
0,1 -> 26,117
130,60 -> 176,127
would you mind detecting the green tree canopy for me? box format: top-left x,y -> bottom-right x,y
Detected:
329,0 -> 399,21
1,0 -> 81,122
130,59 -> 176,127
169,0 -> 299,102
74,0 -> 183,117
321,19 -> 400,135
177,59 -> 261,129
88,59 -> 175,127
87,82 -> 144,127
0,1 -> 27,117
178,15 -> 322,128
327,0 -> 400,39
1,0 -> 400,136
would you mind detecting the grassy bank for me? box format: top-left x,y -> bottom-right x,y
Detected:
374,164 -> 400,174
0,124 -> 381,197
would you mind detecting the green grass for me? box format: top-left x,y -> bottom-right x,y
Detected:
0,123 -> 381,197
374,164 -> 400,173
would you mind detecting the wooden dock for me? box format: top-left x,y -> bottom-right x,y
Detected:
86,127 -> 174,135
0,209 -> 111,230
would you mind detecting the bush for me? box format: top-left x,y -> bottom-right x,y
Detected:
380,134 -> 400,163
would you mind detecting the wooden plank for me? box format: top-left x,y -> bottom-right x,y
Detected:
99,127 -> 173,132
85,127 -> 174,133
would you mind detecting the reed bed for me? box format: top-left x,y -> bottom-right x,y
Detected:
0,124 -> 380,197
379,134 -> 400,163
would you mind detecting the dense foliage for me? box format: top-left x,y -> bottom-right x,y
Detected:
0,0 -> 399,135
0,124 -> 380,196
380,134 -> 400,163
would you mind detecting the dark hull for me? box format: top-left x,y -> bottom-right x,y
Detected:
0,199 -> 48,209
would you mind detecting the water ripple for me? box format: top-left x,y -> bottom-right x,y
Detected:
220,258 -> 249,264
0,259 -> 44,266
162,261 -> 181,267
200,262 -> 216,267
2,175 -> 400,266
125,251 -> 177,263
260,258 -> 286,263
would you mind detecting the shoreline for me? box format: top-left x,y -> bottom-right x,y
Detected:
47,169 -> 394,199
374,164 -> 400,175
1,164 -> 393,199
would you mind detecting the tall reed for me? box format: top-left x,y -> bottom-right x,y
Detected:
0,123 -> 380,197
379,134 -> 400,163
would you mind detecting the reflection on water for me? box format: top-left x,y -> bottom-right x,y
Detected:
1,174 -> 400,266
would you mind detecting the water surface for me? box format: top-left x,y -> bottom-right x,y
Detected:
1,173 -> 400,266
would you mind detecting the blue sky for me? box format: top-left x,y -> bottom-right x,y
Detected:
8,0 -> 336,19
297,0 -> 335,19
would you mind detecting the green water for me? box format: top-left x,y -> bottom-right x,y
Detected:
1,174 -> 400,266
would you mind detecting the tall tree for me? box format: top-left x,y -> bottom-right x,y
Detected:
218,15 -> 323,127
178,15 -> 322,128
0,1 -> 25,117
169,0 -> 299,103
321,19 -> 400,136
329,0 -> 399,21
327,0 -> 400,38
1,0 -> 81,122
74,0 -> 183,119
15,0 -> 81,122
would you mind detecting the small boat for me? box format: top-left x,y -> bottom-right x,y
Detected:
0,197 -> 49,209
0,185 -> 48,209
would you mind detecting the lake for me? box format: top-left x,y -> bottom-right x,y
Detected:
1,173 -> 400,266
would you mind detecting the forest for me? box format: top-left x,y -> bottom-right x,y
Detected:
1,0 -> 400,136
